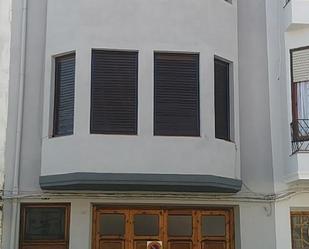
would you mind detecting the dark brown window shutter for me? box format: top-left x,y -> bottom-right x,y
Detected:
91,50 -> 138,135
214,58 -> 230,140
154,52 -> 200,136
53,53 -> 75,137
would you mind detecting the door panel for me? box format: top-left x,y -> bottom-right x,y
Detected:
134,240 -> 149,249
202,241 -> 226,249
22,245 -> 67,249
168,241 -> 193,249
99,240 -> 124,249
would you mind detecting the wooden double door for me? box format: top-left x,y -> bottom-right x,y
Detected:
93,207 -> 234,249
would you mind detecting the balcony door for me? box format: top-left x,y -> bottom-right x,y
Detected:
291,47 -> 309,152
92,207 -> 234,249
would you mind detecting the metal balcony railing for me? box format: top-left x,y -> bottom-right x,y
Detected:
291,119 -> 309,154
285,0 -> 309,7
284,0 -> 291,8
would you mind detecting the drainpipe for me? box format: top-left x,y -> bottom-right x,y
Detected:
9,0 -> 27,248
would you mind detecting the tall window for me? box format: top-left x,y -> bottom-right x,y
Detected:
291,47 -> 309,139
214,58 -> 230,141
19,204 -> 70,249
154,52 -> 200,136
53,53 -> 75,137
291,211 -> 309,249
90,50 -> 138,135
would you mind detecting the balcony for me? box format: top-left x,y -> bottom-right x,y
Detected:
284,0 -> 309,31
288,119 -> 309,182
291,119 -> 309,154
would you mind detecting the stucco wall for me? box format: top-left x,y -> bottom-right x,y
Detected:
2,1 -> 47,248
41,0 -> 240,180
0,0 -> 11,190
3,0 -> 302,249
274,192 -> 309,249
238,0 -> 275,194
8,196 -> 276,249
284,29 -> 309,183
0,0 -> 11,245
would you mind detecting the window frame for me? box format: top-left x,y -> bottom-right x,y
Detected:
290,211 -> 309,249
214,57 -> 231,141
19,203 -> 70,249
290,46 -> 309,144
52,52 -> 76,137
290,46 -> 309,122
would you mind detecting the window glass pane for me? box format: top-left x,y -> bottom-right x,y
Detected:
24,207 -> 66,240
296,82 -> 309,120
134,214 -> 159,236
202,216 -> 226,236
100,214 -> 125,236
168,215 -> 192,236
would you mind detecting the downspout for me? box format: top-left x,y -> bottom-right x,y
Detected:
9,0 -> 27,248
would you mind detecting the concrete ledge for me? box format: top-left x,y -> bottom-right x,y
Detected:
40,173 -> 242,193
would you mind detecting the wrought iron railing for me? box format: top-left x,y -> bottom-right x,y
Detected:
285,0 -> 309,7
291,119 -> 309,154
284,0 -> 291,8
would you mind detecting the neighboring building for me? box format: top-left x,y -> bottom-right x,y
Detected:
2,0 -> 309,249
268,0 -> 309,248
0,0 -> 12,245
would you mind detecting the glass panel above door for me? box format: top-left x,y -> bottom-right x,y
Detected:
168,215 -> 192,237
134,214 -> 159,236
100,214 -> 125,236
202,215 -> 226,236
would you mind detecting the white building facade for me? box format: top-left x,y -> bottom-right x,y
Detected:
2,0 -> 309,248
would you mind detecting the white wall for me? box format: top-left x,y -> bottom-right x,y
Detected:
238,0 -> 275,194
284,29 -> 309,182
263,1 -> 309,248
0,0 -> 12,245
2,1 -> 292,249
14,196 -> 276,249
2,0 -> 47,248
274,192 -> 309,249
41,0 -> 240,180
0,0 -> 11,190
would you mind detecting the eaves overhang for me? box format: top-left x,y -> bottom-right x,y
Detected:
40,173 -> 242,193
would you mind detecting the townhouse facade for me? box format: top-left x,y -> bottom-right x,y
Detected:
2,0 -> 309,249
